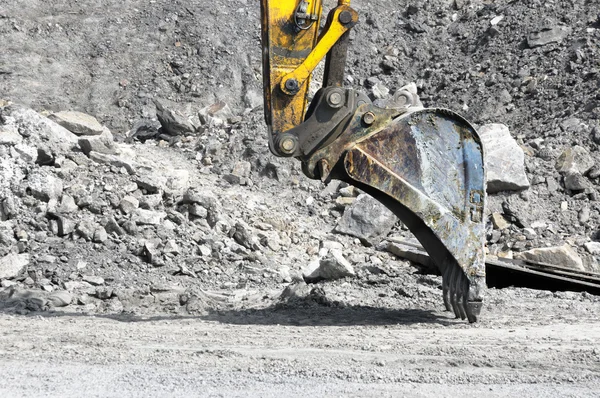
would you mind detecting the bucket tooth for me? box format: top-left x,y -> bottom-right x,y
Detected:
338,108 -> 486,322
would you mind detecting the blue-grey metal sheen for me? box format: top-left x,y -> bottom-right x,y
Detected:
343,108 -> 486,322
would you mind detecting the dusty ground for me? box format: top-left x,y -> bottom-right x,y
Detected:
1,0 -> 600,396
1,286 -> 599,397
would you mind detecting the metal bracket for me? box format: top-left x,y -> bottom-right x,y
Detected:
271,87 -> 370,158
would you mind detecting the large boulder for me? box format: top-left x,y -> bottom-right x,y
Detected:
303,250 -> 356,282
555,145 -> 595,175
0,253 -> 29,279
48,111 -> 105,136
515,245 -> 584,271
0,106 -> 78,156
479,123 -> 529,193
335,194 -> 397,243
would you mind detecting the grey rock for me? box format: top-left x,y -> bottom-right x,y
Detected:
339,186 -> 358,197
335,194 -> 397,242
563,171 -> 589,191
12,143 -> 38,163
579,207 -> 591,223
76,219 -> 96,240
555,146 -> 594,175
57,216 -> 76,236
78,128 -> 116,155
122,220 -> 138,235
560,118 -> 584,133
135,170 -> 166,194
527,26 -> 572,48
93,227 -> 108,243
515,245 -> 584,271
182,190 -> 221,227
1,196 -> 17,220
0,253 -> 29,279
546,177 -> 559,192
303,250 -> 356,282
320,240 -> 344,252
231,222 -> 260,251
371,83 -> 390,99
3,106 -> 78,154
128,119 -> 161,141
491,212 -> 510,230
592,124 -> 600,145
132,208 -> 166,225
94,287 -> 114,300
154,98 -> 196,136
319,180 -> 342,198
48,111 -> 105,136
163,239 -> 180,255
82,275 -> 105,286
587,165 -> 600,179
26,169 -> 63,201
279,282 -> 312,300
199,101 -> 233,127
119,196 -> 139,214
223,174 -> 242,185
0,126 -> 22,145
143,241 -> 162,266
198,245 -> 212,257
88,151 -> 137,174
139,194 -> 162,210
584,242 -> 600,255
58,195 -> 78,213
104,218 -> 125,236
164,168 -> 190,195
501,199 -> 529,228
48,291 -> 72,307
232,161 -> 252,178
479,123 -> 529,193
189,203 -> 208,218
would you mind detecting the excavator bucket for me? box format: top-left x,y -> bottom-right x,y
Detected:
259,0 -> 486,321
328,107 -> 487,322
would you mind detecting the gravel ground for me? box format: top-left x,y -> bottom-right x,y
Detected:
1,288 -> 599,397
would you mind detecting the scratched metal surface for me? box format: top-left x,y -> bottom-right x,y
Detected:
343,108 -> 487,320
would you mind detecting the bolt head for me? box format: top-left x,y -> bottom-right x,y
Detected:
281,137 -> 296,153
327,92 -> 343,108
339,10 -> 353,25
284,78 -> 299,93
362,111 -> 376,125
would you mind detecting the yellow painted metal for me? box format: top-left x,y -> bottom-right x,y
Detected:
279,5 -> 357,95
260,0 -> 323,138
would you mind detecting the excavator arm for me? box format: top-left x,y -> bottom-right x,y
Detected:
260,0 -> 486,323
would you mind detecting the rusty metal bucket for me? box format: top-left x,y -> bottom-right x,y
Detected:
338,108 -> 486,322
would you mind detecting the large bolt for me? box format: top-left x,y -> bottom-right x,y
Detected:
362,111 -> 376,125
280,136 -> 297,155
284,78 -> 299,94
339,10 -> 353,25
327,91 -> 343,108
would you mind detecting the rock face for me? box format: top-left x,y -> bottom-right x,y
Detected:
515,245 -> 584,271
335,194 -> 397,242
0,253 -> 29,279
479,124 -> 529,193
48,111 -> 105,136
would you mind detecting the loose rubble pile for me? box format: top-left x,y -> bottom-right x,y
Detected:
0,0 -> 599,316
